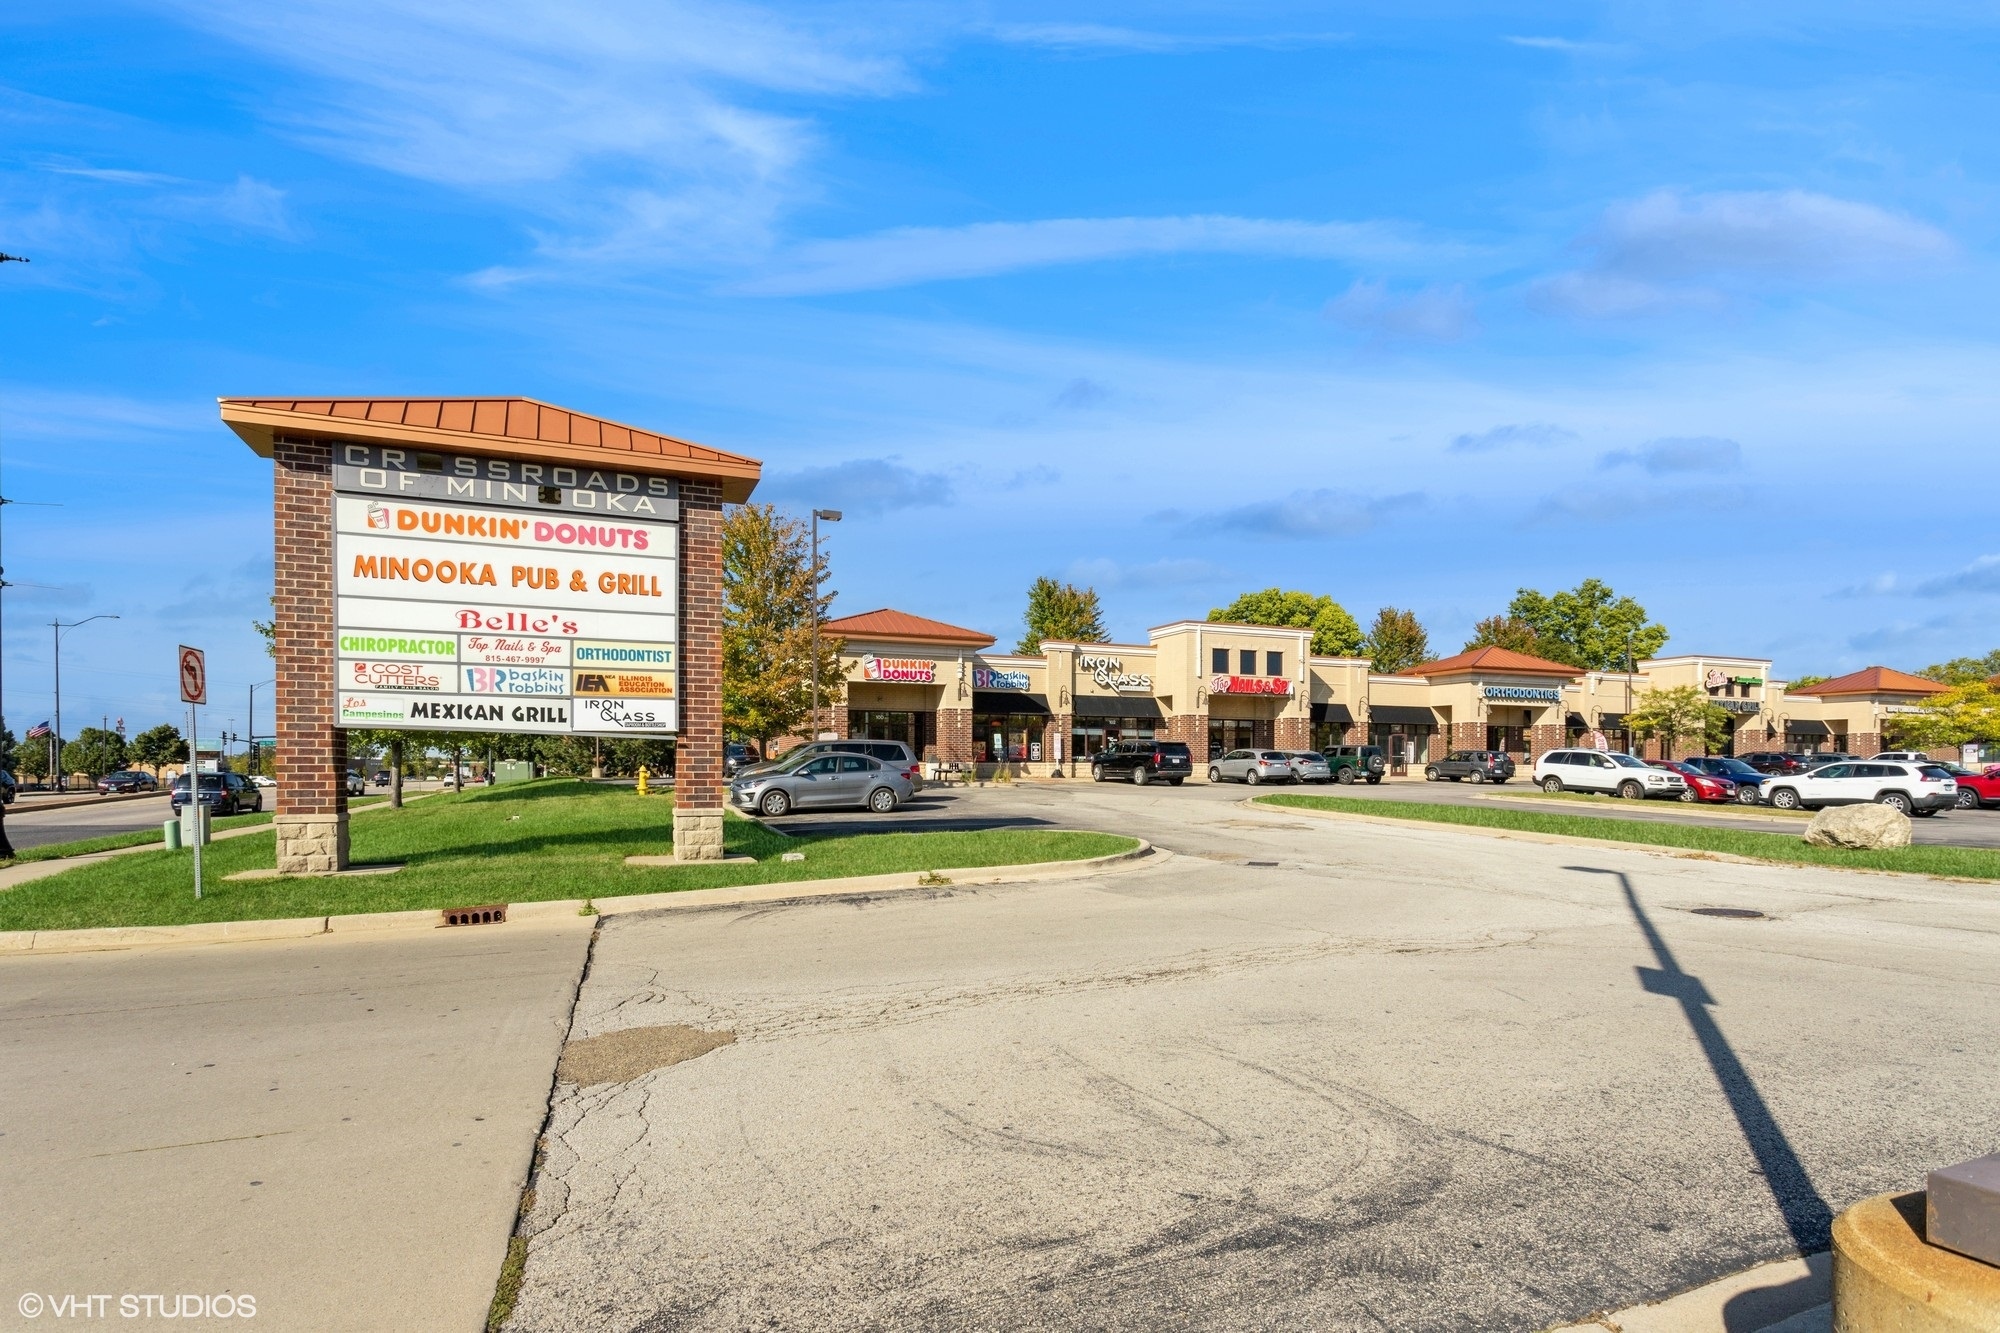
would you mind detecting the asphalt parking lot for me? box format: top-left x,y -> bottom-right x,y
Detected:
506,785 -> 2000,1333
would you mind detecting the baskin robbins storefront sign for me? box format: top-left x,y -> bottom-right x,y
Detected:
973,667 -> 1031,690
862,655 -> 936,684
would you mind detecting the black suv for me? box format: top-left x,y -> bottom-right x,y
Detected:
170,771 -> 262,816
1321,745 -> 1387,785
1425,750 -> 1516,784
1091,741 -> 1192,786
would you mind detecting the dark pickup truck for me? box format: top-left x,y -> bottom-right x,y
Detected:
1425,750 -> 1516,784
1091,740 -> 1192,786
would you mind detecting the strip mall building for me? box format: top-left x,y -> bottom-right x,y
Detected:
812,609 -> 1963,772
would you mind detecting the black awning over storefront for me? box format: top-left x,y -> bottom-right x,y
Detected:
1786,719 -> 1832,737
1598,714 -> 1627,728
1370,705 -> 1438,726
1310,702 -> 1354,725
973,691 -> 1050,715
1566,712 -> 1589,728
1071,695 -> 1164,719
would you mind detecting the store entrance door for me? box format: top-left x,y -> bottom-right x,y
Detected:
1486,725 -> 1527,759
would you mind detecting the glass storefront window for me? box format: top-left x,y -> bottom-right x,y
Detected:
1071,717 -> 1157,760
1368,724 -> 1432,763
849,710 -> 937,756
1209,718 -> 1272,755
975,713 -> 1045,763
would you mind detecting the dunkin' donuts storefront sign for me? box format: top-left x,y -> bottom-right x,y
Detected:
861,655 -> 936,684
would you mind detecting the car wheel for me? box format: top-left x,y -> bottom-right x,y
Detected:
1208,767 -> 1222,783
1736,786 -> 1763,806
1424,766 -> 1439,782
1245,769 -> 1261,785
1541,776 -> 1564,794
1132,766 -> 1150,786
1769,787 -> 1801,810
868,787 -> 898,813
1167,778 -> 1184,787
1336,768 -> 1357,785
1468,770 -> 1486,784
1618,781 -> 1645,800
1956,788 -> 1979,810
1091,765 -> 1105,782
1877,791 -> 1914,815
759,789 -> 791,818
1678,788 -> 1698,803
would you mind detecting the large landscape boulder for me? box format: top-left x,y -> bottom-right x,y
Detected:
1804,802 -> 1912,849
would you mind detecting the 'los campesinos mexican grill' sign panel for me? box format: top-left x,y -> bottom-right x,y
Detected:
331,488 -> 678,735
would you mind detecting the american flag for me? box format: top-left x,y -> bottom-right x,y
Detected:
25,721 -> 51,740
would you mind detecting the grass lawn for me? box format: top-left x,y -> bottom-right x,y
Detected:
1256,793 -> 2000,880
1477,788 -> 1812,819
1,798 -> 386,865
0,780 -> 1134,932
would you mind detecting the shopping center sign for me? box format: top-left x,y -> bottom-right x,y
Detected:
331,489 -> 678,734
1210,675 -> 1292,696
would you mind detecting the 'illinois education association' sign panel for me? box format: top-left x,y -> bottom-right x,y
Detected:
330,482 -> 678,735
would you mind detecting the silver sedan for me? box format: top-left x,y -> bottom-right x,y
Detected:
1284,751 -> 1332,783
731,753 -> 913,817
1206,749 -> 1298,785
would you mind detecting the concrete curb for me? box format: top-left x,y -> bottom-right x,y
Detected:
8,789 -> 162,812
1470,790 -> 1813,827
1247,799 -> 1995,884
1543,1251 -> 1829,1332
0,837 -> 1155,954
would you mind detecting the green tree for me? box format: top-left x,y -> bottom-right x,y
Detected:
1463,614 -> 1542,655
1019,576 -> 1109,654
253,596 -> 277,660
12,738 -> 50,781
1362,607 -> 1431,674
1625,685 -> 1730,757
1208,588 -> 1361,657
130,724 -> 189,778
1886,681 -> 2000,750
1919,650 -> 2000,686
1498,579 -> 1667,671
1787,674 -> 1831,690
62,726 -> 128,779
724,504 -> 845,752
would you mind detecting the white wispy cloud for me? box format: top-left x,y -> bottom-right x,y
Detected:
1915,554 -> 2000,597
1536,188 -> 1955,317
1190,489 -> 1426,540
1449,422 -> 1575,453
1326,280 -> 1476,341
984,23 -> 1346,54
733,215 -> 1454,296
757,457 -> 953,516
1599,436 -> 1742,474
1504,35 -> 1624,55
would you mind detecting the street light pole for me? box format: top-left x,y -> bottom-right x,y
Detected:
809,509 -> 841,741
249,680 -> 273,779
52,615 -> 119,791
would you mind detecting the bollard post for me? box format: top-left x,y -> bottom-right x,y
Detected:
163,819 -> 182,851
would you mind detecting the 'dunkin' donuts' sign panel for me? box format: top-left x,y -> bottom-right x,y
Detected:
329,481 -> 677,735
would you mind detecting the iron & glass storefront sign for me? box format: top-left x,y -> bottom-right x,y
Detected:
330,486 -> 678,735
1078,654 -> 1152,692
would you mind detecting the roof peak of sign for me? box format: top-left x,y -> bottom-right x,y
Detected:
218,396 -> 761,503
1399,645 -> 1587,679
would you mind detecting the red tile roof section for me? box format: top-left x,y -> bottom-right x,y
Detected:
821,608 -> 996,648
1784,666 -> 1950,697
217,396 -> 762,501
1400,645 -> 1586,678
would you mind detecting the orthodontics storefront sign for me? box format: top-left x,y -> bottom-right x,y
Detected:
861,655 -> 936,684
1482,686 -> 1562,702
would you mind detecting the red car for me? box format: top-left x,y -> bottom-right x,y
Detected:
1650,760 -> 1736,804
1940,764 -> 2000,811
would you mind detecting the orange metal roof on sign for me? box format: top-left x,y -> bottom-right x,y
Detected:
822,608 -> 996,649
1399,645 -> 1586,679
1784,666 -> 1950,697
218,396 -> 762,503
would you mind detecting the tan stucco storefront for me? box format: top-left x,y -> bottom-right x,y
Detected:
797,609 -> 1959,774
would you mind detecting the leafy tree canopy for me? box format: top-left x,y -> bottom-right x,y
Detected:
1209,588 -> 1362,658
1363,607 -> 1431,674
1787,674 -> 1831,690
1020,577 -> 1108,655
1886,681 -> 2000,750
130,724 -> 189,777
62,726 -> 128,779
1920,649 -> 2000,686
1625,685 -> 1730,754
724,504 -> 844,747
1498,579 -> 1667,671
1463,614 -> 1542,656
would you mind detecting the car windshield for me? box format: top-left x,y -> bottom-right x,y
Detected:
1918,765 -> 1954,780
1610,753 -> 1650,768
1711,759 -> 1760,776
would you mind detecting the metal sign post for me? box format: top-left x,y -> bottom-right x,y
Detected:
179,645 -> 207,899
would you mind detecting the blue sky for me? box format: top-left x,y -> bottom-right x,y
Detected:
4,1 -> 1999,737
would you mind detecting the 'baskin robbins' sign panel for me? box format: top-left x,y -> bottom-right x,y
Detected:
330,479 -> 678,736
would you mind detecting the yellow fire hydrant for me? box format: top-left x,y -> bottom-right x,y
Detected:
636,766 -> 650,796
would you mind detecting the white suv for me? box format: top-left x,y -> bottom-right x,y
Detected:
1764,761 -> 1957,816
1533,749 -> 1686,800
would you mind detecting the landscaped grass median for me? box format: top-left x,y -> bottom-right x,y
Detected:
1255,793 -> 2000,880
0,798 -> 385,865
0,779 -> 1135,932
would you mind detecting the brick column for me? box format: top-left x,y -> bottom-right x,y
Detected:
1165,713 -> 1207,767
1451,720 -> 1482,751
1530,724 -> 1563,758
674,480 -> 726,860
1274,715 -> 1310,750
936,708 -> 972,763
272,435 -> 348,874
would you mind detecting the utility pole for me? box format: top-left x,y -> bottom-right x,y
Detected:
52,615 -> 119,791
0,250 -> 29,856
810,509 -> 841,740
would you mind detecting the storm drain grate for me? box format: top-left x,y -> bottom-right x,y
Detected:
1246,860 -> 1280,868
1690,907 -> 1766,920
442,903 -> 508,927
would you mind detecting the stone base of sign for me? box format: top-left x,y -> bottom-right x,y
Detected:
1834,1191 -> 2000,1331
673,808 -> 726,861
275,814 -> 350,875
227,863 -> 403,882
